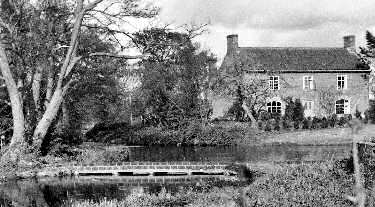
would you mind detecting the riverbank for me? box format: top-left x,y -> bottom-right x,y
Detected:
70,161 -> 375,207
259,124 -> 375,145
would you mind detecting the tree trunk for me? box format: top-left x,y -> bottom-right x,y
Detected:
32,65 -> 43,117
44,63 -> 54,108
32,88 -> 63,150
242,103 -> 257,128
0,43 -> 26,162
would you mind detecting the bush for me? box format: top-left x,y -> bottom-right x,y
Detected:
364,109 -> 369,124
312,117 -> 321,129
133,121 -> 251,146
75,145 -> 130,165
293,99 -> 305,122
321,117 -> 329,128
264,121 -> 272,131
302,118 -> 309,129
355,109 -> 362,120
328,114 -> 338,128
369,100 -> 375,123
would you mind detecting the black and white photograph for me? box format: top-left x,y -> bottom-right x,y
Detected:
0,0 -> 375,206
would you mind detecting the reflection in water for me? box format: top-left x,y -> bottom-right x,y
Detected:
0,176 -> 239,207
0,144 -> 352,207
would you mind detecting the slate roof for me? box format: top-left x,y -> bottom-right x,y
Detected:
237,47 -> 366,72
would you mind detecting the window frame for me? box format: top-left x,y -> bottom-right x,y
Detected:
303,76 -> 314,90
269,76 -> 280,90
335,99 -> 350,115
267,101 -> 282,114
337,75 -> 348,90
302,100 -> 314,111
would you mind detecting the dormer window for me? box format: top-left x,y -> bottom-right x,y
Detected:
337,75 -> 348,90
269,76 -> 279,90
303,76 -> 314,90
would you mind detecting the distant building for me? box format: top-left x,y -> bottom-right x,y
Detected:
212,34 -> 371,118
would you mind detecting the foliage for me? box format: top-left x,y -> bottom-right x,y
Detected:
283,97 -> 304,123
318,86 -> 343,116
131,121 -> 250,146
368,100 -> 375,124
135,28 -> 216,128
0,0 -> 158,159
245,162 -> 355,207
355,109 -> 362,120
293,99 -> 304,122
75,145 -> 130,165
283,97 -> 295,121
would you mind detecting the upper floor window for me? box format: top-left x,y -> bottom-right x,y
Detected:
267,101 -> 282,114
335,99 -> 350,114
269,76 -> 279,90
303,76 -> 314,90
337,75 -> 348,90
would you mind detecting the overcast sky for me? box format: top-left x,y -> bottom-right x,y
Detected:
154,0 -> 375,62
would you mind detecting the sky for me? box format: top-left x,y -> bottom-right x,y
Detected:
154,0 -> 375,63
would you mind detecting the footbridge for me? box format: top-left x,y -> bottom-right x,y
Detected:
72,161 -> 238,177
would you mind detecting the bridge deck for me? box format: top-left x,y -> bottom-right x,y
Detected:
73,162 -> 236,177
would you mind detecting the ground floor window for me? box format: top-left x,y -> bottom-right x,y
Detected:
335,99 -> 350,114
267,101 -> 282,114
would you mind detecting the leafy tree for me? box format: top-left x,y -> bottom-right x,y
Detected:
134,27 -> 215,128
0,0 -> 157,162
317,86 -> 342,116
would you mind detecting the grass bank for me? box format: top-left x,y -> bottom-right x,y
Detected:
70,161 -> 375,207
85,120 -> 375,146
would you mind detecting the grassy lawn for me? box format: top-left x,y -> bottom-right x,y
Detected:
258,124 -> 375,145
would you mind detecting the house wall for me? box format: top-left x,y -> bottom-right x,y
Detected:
243,72 -> 369,117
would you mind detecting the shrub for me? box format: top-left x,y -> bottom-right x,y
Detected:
75,145 -> 130,165
369,100 -> 375,123
312,117 -> 321,129
364,109 -> 369,124
338,117 -> 346,127
275,119 -> 282,131
283,96 -> 295,121
328,114 -> 338,128
257,120 -> 264,130
293,99 -> 305,122
355,109 -> 362,120
281,117 -> 289,130
264,121 -> 272,131
321,117 -> 329,128
302,118 -> 309,129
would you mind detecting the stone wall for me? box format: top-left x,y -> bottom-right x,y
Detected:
242,72 -> 369,117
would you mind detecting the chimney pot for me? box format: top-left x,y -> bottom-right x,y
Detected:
343,35 -> 355,52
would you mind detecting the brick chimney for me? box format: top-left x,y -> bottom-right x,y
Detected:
227,34 -> 238,55
343,35 -> 356,53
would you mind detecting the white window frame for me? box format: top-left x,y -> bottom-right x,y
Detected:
302,100 -> 314,117
335,99 -> 350,115
337,75 -> 348,90
267,101 -> 282,114
269,76 -> 280,90
302,100 -> 314,111
303,76 -> 314,90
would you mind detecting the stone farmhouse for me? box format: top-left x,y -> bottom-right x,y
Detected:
212,34 -> 371,118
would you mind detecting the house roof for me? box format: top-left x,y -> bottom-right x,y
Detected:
237,47 -> 367,72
